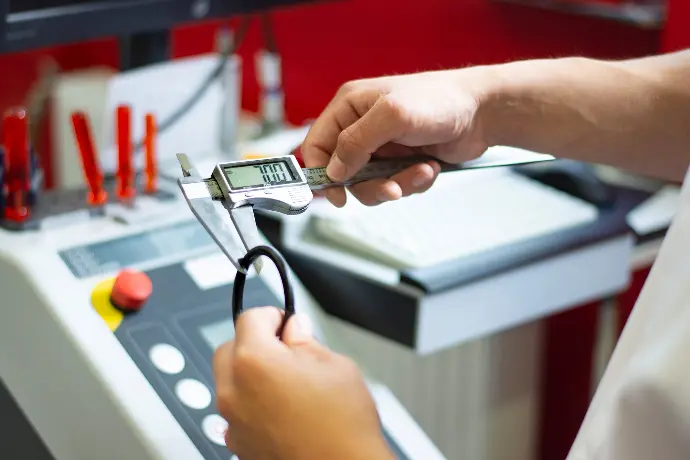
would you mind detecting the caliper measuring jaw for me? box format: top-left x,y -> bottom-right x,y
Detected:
176,154 -> 263,274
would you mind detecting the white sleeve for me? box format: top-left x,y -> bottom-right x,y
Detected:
567,166 -> 690,460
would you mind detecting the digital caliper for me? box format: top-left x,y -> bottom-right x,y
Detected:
177,151 -> 553,273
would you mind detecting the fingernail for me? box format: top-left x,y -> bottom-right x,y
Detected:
295,314 -> 313,337
377,190 -> 390,203
327,155 -> 347,181
412,173 -> 427,188
325,189 -> 345,207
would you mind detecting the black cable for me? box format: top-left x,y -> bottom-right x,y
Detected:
232,245 -> 295,340
130,16 -> 252,157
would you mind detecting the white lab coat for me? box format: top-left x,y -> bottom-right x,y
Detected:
567,167 -> 690,460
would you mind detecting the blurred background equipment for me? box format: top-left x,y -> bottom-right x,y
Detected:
0,0 -> 307,59
6,0 -> 295,190
0,1 -> 446,460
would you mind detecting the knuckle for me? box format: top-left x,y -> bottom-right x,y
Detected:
215,387 -> 235,419
336,128 -> 363,155
336,79 -> 362,96
212,344 -> 228,371
336,354 -> 362,378
378,93 -> 407,121
232,346 -> 266,376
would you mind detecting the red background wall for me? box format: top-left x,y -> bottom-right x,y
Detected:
663,0 -> 690,51
0,0 -> 661,189
0,1 -> 683,460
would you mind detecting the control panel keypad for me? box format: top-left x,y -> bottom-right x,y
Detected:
125,323 -> 233,459
106,258 -> 409,460
175,378 -> 212,410
148,343 -> 186,375
201,414 -> 229,447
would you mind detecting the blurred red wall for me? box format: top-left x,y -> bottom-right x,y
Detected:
0,0 -> 660,186
663,0 -> 690,51
0,0 -> 661,144
179,0 -> 662,124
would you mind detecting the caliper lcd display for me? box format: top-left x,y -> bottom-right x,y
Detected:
223,159 -> 301,190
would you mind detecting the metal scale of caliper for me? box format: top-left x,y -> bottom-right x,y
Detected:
175,150 -> 554,275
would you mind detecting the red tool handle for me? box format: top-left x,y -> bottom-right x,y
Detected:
71,112 -> 107,206
3,108 -> 31,222
144,113 -> 157,194
116,105 -> 135,201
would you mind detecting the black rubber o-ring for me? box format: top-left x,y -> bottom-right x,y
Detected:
232,245 -> 295,339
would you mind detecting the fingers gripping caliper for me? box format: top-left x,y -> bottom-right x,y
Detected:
176,151 -> 554,274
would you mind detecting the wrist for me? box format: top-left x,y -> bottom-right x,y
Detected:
465,59 -> 537,149
468,57 -> 590,149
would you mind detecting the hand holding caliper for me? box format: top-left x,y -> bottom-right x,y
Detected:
176,150 -> 553,273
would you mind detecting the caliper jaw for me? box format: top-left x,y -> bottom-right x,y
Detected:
227,204 -> 264,273
176,154 -> 259,274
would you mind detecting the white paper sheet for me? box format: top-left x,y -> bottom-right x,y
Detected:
100,54 -> 224,174
626,185 -> 681,236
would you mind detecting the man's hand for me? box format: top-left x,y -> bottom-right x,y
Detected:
303,53 -> 690,202
301,69 -> 494,207
213,307 -> 395,460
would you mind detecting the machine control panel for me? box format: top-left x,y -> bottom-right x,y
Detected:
59,220 -> 214,277
56,220 -> 412,459
0,102 -> 444,459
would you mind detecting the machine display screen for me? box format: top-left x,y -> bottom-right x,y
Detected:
223,160 -> 299,190
199,318 -> 236,351
59,221 -> 215,278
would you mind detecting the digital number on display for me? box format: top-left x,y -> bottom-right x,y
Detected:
257,163 -> 290,184
224,161 -> 296,189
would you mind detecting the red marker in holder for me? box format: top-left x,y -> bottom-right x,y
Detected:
144,113 -> 157,194
3,109 -> 32,223
116,104 -> 135,202
71,112 -> 107,206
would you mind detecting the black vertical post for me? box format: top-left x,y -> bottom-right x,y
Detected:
119,29 -> 171,71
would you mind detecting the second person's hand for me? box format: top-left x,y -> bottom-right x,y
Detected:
213,307 -> 395,460
301,69 -> 495,207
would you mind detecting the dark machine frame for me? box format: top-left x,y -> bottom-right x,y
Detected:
0,0 -> 315,59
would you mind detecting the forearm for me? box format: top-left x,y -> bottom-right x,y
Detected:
478,52 -> 690,182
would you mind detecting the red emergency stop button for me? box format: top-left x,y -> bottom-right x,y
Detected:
110,269 -> 152,313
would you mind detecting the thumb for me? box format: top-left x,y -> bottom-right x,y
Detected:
327,95 -> 408,182
281,313 -> 315,347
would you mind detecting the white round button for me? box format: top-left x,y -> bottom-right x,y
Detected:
149,343 -> 185,375
175,379 -> 212,410
201,414 -> 228,446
